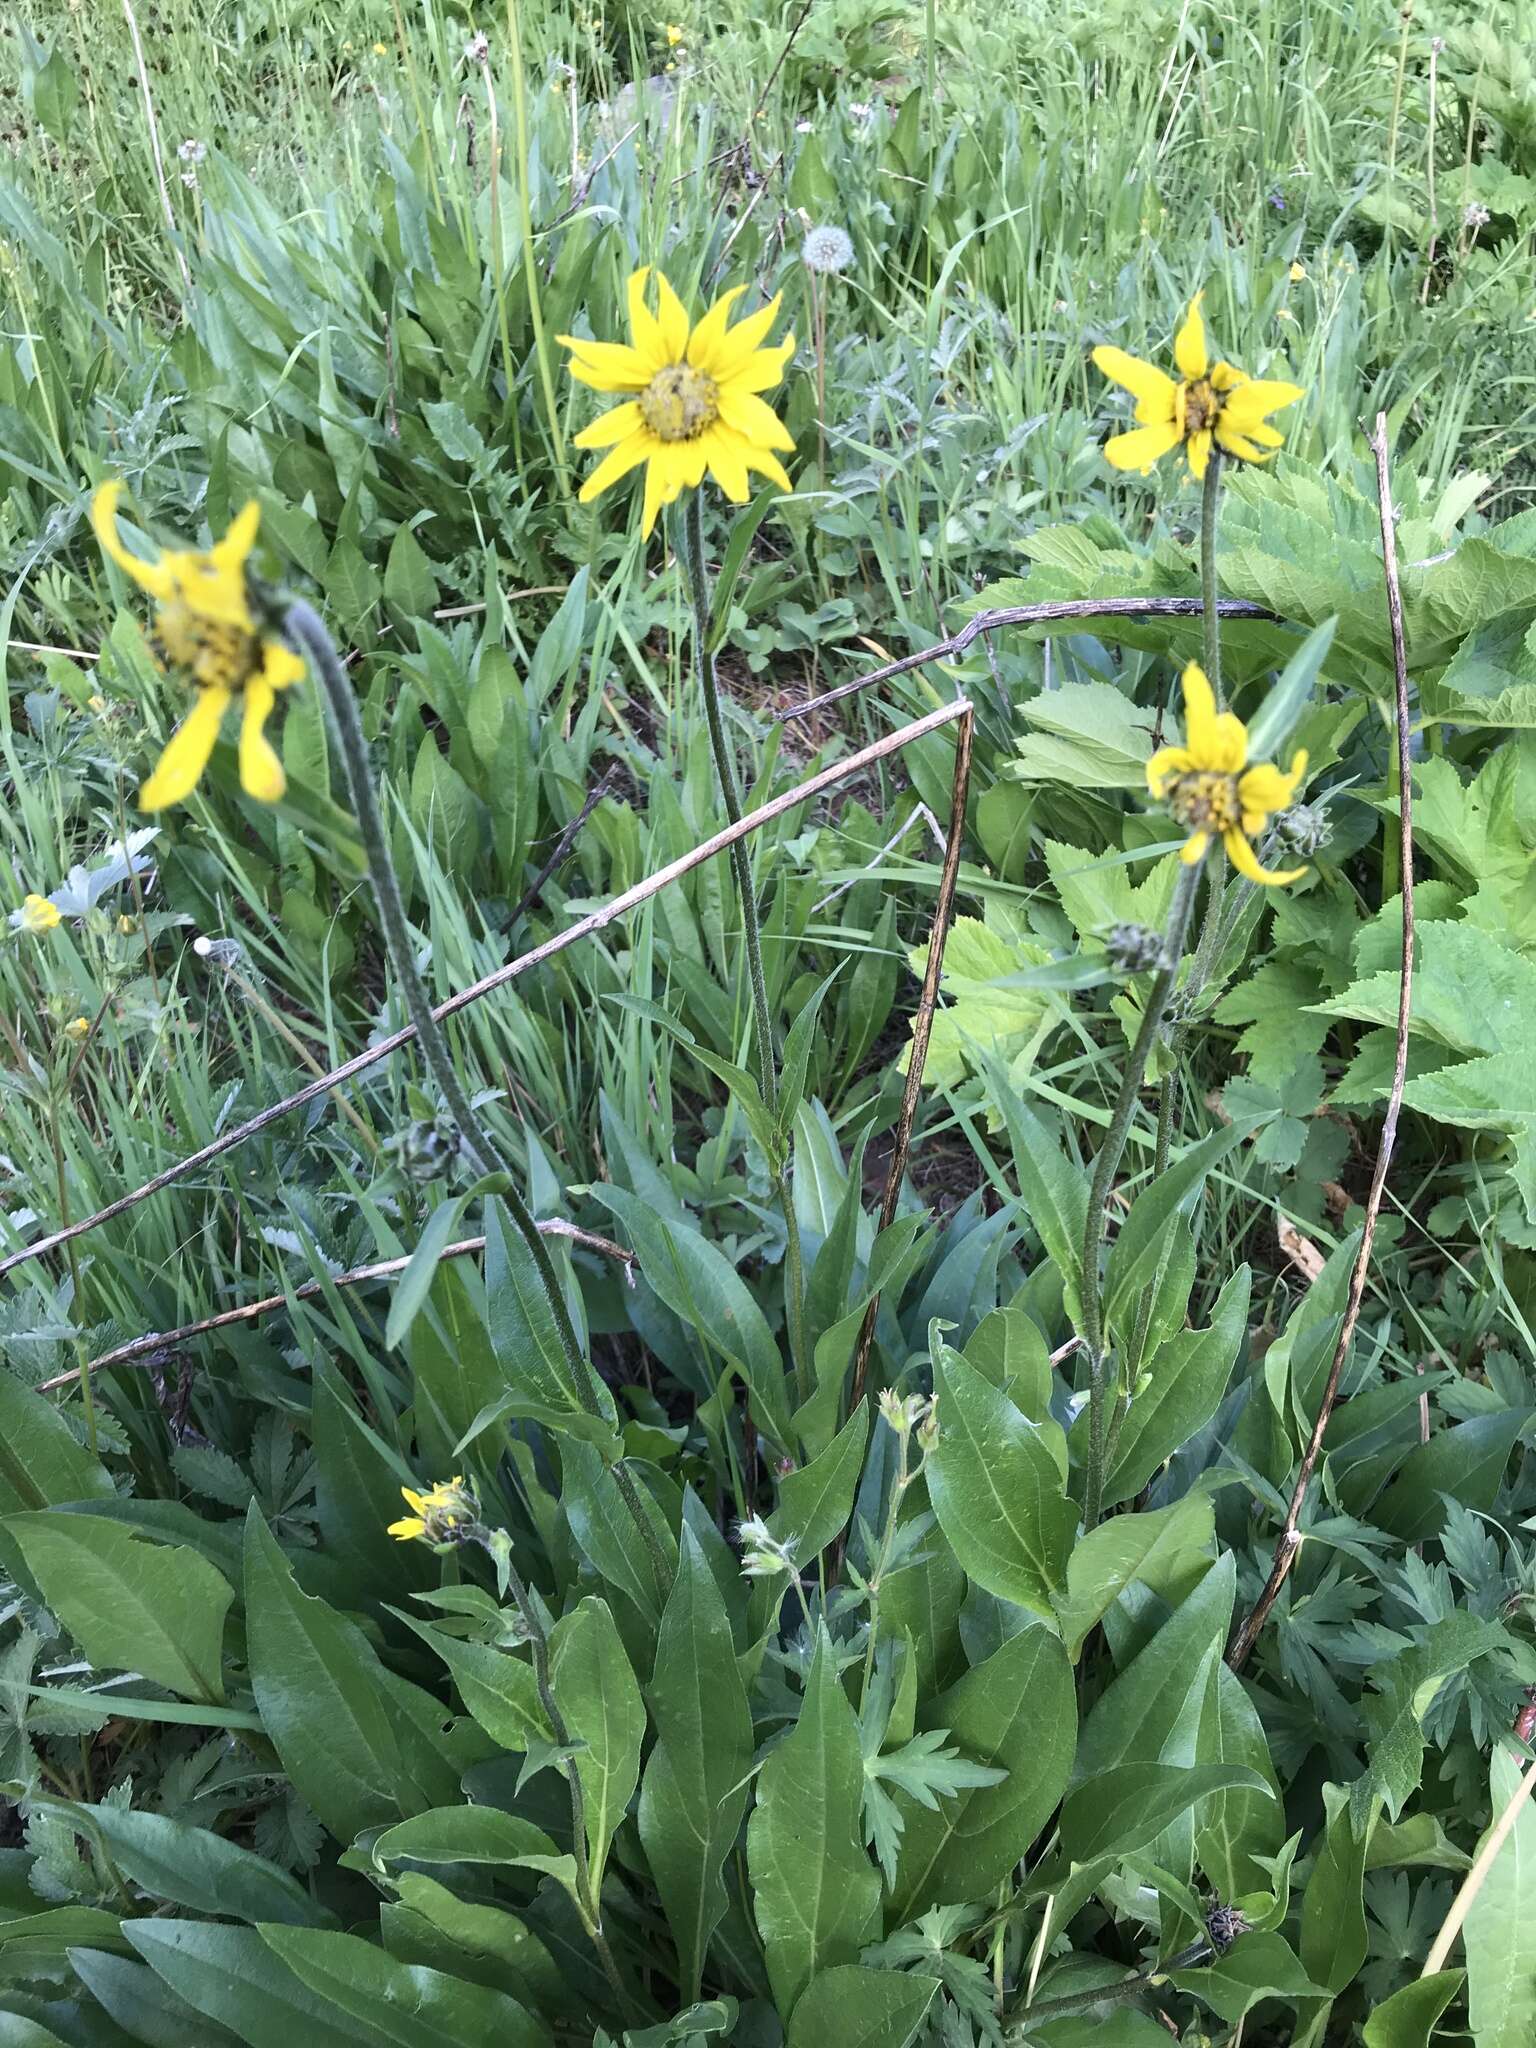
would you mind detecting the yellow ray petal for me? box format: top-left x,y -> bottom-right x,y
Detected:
653,270 -> 692,361
558,335 -> 655,390
1174,292 -> 1209,380
709,292 -> 785,372
1091,346 -> 1178,420
1103,421 -> 1183,473
210,499 -> 261,576
1179,830 -> 1210,865
238,676 -> 285,803
92,482 -> 177,603
1213,424 -> 1268,464
703,426 -> 753,504
1185,428 -> 1213,479
1211,361 -> 1247,393
573,400 -> 644,449
261,639 -> 307,694
1146,744 -> 1195,796
721,331 -> 796,394
715,385 -> 795,453
626,267 -> 671,370
1221,377 -> 1305,426
1179,664 -> 1217,760
684,284 -> 748,373
139,687 -> 231,811
577,430 -> 655,505
1238,749 -> 1308,815
401,1487 -> 429,1514
741,442 -> 793,494
1223,828 -> 1306,886
388,1517 -> 426,1540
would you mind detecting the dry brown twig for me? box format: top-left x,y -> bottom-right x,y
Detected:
0,699 -> 972,1282
1227,413 -> 1416,1672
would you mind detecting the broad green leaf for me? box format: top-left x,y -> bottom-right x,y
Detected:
243,1505 -> 403,1841
1362,1970 -> 1464,2048
385,1195 -> 474,1352
29,1794 -> 324,1925
1103,1267 -> 1250,1506
1074,1553 -> 1234,1780
1053,1495 -> 1215,1660
962,1308 -> 1052,1418
260,1925 -> 544,2048
66,1949 -> 244,2048
769,1404 -> 869,1562
127,1922 -> 376,2048
1244,615 -> 1336,762
890,1625 -> 1075,1918
1465,1749 -> 1536,2048
385,1872 -> 564,2014
1373,1409 -> 1532,1540
1299,1783 -> 1372,1994
1060,1762 -> 1271,1863
1194,1663 -> 1285,1898
560,1441 -> 673,1625
747,1631 -> 881,2012
927,1349 -> 1075,1618
549,1596 -> 644,1894
392,1613 -> 551,1752
638,1529 -> 754,2003
991,1081 -> 1086,1322
3,1513 -> 230,1704
372,1808 -> 560,1868
0,1374 -> 114,1513
1170,1930 -> 1327,2025
1010,680 -> 1157,789
484,1197 -> 614,1424
786,1966 -> 940,2048
1103,1120 -> 1257,1340
913,917 -> 1055,1092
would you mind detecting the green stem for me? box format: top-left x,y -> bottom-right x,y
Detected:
1200,450 -> 1224,700
286,602 -> 672,1594
1004,1938 -> 1212,2032
1080,859 -> 1203,1530
503,0 -> 570,497
677,492 -> 809,1393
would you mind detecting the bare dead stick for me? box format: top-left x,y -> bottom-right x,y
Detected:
847,706 -> 976,1414
0,699 -> 971,1281
776,597 -> 1275,724
33,1221 -> 634,1396
1227,414 -> 1416,1673
510,765 -> 616,925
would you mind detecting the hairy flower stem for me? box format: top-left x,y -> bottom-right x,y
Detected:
1200,450 -> 1225,698
1080,858 -> 1203,1529
677,492 -> 809,1391
489,1537 -> 631,2013
286,603 -> 671,1593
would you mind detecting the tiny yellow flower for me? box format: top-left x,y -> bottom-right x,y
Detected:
559,267 -> 795,536
1092,290 -> 1305,480
1289,260 -> 1307,281
388,1474 -> 477,1543
64,1016 -> 91,1042
1276,306 -> 1296,322
92,483 -> 304,811
373,41 -> 389,56
116,913 -> 138,935
666,22 -> 685,44
88,693 -> 108,714
1148,664 -> 1309,885
19,894 -> 62,934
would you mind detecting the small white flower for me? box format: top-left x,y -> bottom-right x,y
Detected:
1463,201 -> 1491,229
795,119 -> 813,134
465,30 -> 490,64
737,1514 -> 796,1579
802,223 -> 855,275
177,139 -> 206,165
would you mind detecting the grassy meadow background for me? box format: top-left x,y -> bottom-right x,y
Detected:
4,0 -> 1536,2041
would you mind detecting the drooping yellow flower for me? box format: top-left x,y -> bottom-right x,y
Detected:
92,483 -> 305,812
64,1017 -> 91,1042
19,894 -> 62,934
1147,663 -> 1309,886
1092,291 -> 1304,480
559,267 -> 795,536
388,1474 -> 477,1543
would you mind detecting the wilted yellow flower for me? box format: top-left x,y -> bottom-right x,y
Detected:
92,483 -> 304,811
559,266 -> 795,535
1289,260 -> 1307,281
388,1474 -> 477,1543
1147,664 -> 1308,886
64,1016 -> 91,1042
1092,291 -> 1305,480
19,894 -> 61,934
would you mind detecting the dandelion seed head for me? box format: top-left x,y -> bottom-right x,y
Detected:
802,224 -> 854,275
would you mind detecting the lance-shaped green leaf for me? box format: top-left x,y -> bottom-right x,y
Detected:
549,1596 -> 643,1897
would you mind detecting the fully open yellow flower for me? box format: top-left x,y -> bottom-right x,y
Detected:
1148,664 -> 1309,885
559,267 -> 795,535
92,483 -> 304,811
388,1475 -> 476,1543
1093,292 -> 1304,480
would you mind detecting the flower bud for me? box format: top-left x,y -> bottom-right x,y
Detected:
1275,802 -> 1330,855
1105,922 -> 1165,974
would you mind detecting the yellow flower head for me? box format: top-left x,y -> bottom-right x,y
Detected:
666,22 -> 684,43
64,1016 -> 91,1043
19,894 -> 62,934
388,1474 -> 477,1544
559,267 -> 795,536
1092,291 -> 1305,481
92,482 -> 305,812
1148,663 -> 1309,886
1289,260 -> 1307,282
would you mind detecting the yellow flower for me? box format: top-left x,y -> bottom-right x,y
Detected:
92,482 -> 305,811
559,267 -> 795,536
19,894 -> 61,934
64,1016 -> 91,1042
1147,663 -> 1309,886
666,22 -> 684,43
373,41 -> 389,56
1289,260 -> 1307,282
388,1474 -> 476,1543
1092,291 -> 1305,480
